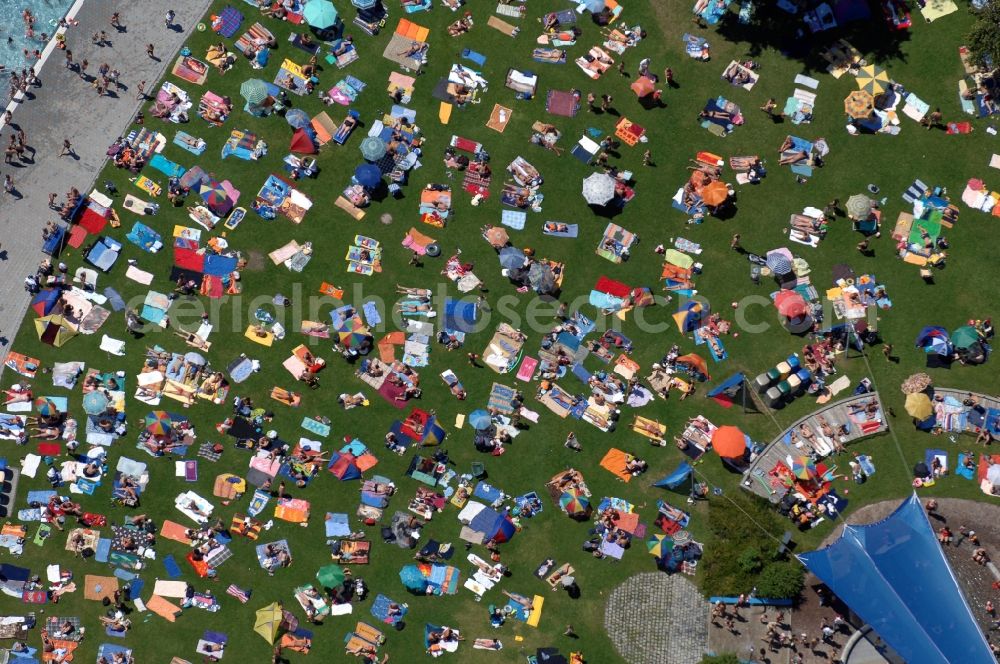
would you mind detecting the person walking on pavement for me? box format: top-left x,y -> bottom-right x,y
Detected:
59,139 -> 74,158
165,10 -> 176,29
146,43 -> 156,59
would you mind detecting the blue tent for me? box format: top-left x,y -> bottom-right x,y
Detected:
673,299 -> 705,333
654,462 -> 693,490
469,505 -> 516,543
327,452 -> 362,481
444,298 -> 478,333
31,289 -> 61,316
799,494 -> 993,664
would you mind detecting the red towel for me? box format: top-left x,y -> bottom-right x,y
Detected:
452,136 -> 480,153
594,276 -> 630,298
66,225 -> 89,249
174,246 -> 205,272
38,443 -> 61,456
78,208 -> 109,234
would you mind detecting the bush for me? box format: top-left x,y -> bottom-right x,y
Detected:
701,655 -> 740,664
755,561 -> 804,600
737,547 -> 764,575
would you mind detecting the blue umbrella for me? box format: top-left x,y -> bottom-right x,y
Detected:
354,164 -> 382,189
285,108 -> 310,129
499,246 -> 528,270
469,409 -> 492,430
304,0 -> 339,28
766,254 -> 793,276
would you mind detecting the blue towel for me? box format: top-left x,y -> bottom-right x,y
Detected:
103,287 -> 127,312
149,154 -> 186,178
27,490 -> 56,505
461,49 -> 487,66
363,301 -> 382,327
956,453 -> 975,480
571,363 -> 592,384
163,554 -> 182,578
127,578 -> 144,600
96,538 -> 112,563
325,513 -> 351,537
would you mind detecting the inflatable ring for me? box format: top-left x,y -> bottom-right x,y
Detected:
197,22 -> 206,31
425,243 -> 441,258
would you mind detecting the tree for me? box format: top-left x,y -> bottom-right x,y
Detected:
756,561 -> 805,600
967,0 -> 1000,71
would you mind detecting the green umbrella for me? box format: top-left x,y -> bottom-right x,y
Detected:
240,79 -> 269,104
317,564 -> 346,588
360,136 -> 387,161
952,325 -> 981,350
304,0 -> 339,28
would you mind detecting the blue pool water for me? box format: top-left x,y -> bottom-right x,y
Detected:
0,0 -> 76,75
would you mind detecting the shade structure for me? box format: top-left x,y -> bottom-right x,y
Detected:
790,455 -> 817,480
34,314 -> 77,347
900,372 -> 933,394
145,410 -> 174,436
701,180 -> 729,207
846,194 -> 873,220
82,391 -> 110,416
316,564 -> 346,588
303,0 -> 339,28
354,163 -> 382,189
799,494 -> 994,664
647,533 -> 673,558
468,409 -> 492,431
774,290 -> 809,318
34,397 -> 60,418
527,262 -> 556,294
765,253 -> 792,276
630,76 -> 655,98
240,78 -> 269,104
844,90 -> 875,119
285,108 -> 310,129
582,172 -> 616,206
915,326 -> 952,356
711,425 -> 746,458
200,180 -> 233,216
289,127 -> 317,155
951,325 -> 981,350
856,64 -> 890,95
498,246 -> 529,270
254,602 -> 284,644
671,530 -> 693,546
483,226 -> 509,247
360,135 -> 387,161
352,0 -> 380,8
559,488 -> 590,516
334,315 -> 371,349
676,353 -> 709,381
905,392 -> 934,421
31,288 -> 61,316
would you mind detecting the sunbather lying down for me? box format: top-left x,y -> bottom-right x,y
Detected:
779,150 -> 808,165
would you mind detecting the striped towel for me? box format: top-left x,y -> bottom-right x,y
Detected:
226,584 -> 251,603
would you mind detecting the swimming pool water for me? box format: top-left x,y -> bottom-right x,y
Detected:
0,0 -> 76,76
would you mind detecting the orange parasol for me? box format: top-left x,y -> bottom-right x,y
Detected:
712,425 -> 747,458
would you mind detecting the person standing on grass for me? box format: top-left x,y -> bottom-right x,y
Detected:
882,344 -> 893,361
600,94 -> 612,112
586,92 -> 596,112
730,233 -> 741,252
642,149 -> 652,166
927,107 -> 943,130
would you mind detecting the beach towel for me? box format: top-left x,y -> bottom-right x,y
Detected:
543,222 -> 578,237
461,49 -> 486,66
147,594 -> 182,622
546,90 -> 579,117
84,575 -> 118,602
487,16 -> 519,37
172,56 -> 209,85
501,210 -> 527,230
214,6 -> 244,38
946,122 -> 972,134
957,453 -> 975,480
174,131 -> 207,155
487,104 -> 513,133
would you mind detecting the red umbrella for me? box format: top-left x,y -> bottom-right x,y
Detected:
630,77 -> 655,98
712,425 -> 746,458
774,290 -> 809,318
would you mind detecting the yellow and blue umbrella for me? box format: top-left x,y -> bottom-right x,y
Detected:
647,534 -> 673,558
34,397 -> 60,418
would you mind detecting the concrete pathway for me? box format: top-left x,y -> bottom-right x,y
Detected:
0,0 -> 212,377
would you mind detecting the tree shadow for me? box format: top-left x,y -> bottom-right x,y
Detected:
714,7 -> 912,71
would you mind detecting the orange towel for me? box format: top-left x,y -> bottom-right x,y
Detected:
147,594 -> 183,622
599,448 -> 632,482
84,575 -> 119,602
160,520 -> 193,545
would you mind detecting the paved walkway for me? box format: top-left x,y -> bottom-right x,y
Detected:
604,572 -> 708,664
0,0 -> 213,378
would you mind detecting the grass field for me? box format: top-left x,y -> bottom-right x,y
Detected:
2,0 -> 999,662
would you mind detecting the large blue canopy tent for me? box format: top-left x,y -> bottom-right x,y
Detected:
798,494 -> 994,664
654,462 -> 693,490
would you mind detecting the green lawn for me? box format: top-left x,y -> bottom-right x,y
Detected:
2,1 -> 999,662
